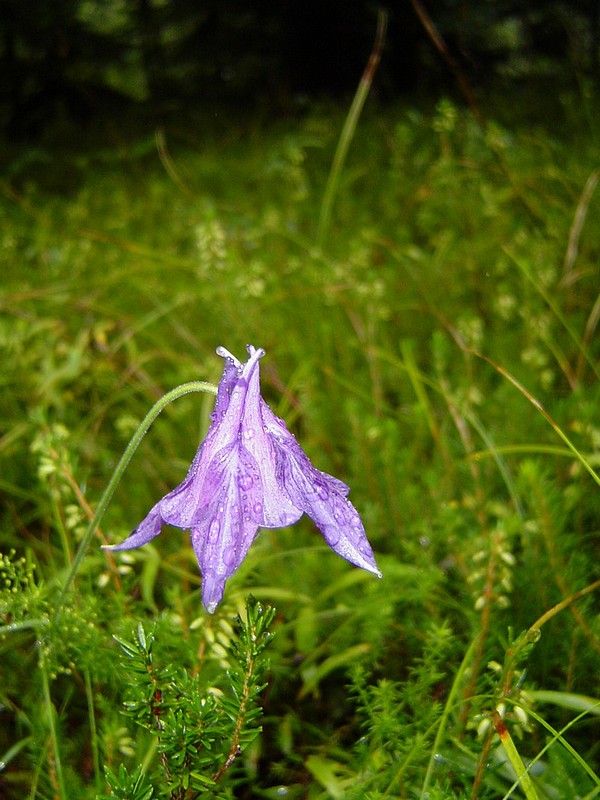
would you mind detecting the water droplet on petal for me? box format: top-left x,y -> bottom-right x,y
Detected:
208,520 -> 220,542
327,527 -> 341,545
238,474 -> 254,491
222,546 -> 237,567
316,482 -> 329,501
253,501 -> 263,516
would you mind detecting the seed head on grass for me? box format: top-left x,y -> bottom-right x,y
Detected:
104,345 -> 381,612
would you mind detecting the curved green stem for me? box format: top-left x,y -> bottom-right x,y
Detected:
51,380 -> 217,624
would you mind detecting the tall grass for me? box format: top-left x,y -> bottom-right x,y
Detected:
1,93 -> 599,798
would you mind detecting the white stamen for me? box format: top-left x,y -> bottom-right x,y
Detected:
216,346 -> 242,367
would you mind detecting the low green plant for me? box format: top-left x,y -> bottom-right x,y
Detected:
102,597 -> 275,799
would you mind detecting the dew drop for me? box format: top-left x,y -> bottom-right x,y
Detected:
222,546 -> 237,567
327,527 -> 341,546
238,473 -> 254,491
208,520 -> 220,542
253,501 -> 263,515
316,482 -> 329,501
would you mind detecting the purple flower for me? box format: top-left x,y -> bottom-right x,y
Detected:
104,345 -> 381,612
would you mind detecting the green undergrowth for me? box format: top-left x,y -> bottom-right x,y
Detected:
1,95 -> 599,798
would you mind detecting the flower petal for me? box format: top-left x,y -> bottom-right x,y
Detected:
158,445 -> 211,528
159,348 -> 258,529
238,350 -> 303,527
269,431 -> 382,578
101,503 -> 163,551
190,443 -> 262,612
212,348 -> 241,422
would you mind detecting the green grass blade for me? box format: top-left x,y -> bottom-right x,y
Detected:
317,9 -> 387,248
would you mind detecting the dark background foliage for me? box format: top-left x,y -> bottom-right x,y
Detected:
0,0 -> 597,140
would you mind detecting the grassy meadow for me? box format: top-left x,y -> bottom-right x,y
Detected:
1,94 -> 600,798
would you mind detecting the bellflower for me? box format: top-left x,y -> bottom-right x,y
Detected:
104,345 -> 381,612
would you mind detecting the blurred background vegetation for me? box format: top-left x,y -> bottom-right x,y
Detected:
1,1 -> 599,799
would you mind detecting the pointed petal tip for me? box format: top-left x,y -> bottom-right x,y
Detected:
101,542 -> 134,552
327,532 -> 382,579
365,556 -> 383,579
356,557 -> 383,580
201,575 -> 226,614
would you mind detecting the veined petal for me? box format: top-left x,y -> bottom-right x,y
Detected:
239,350 -> 303,528
260,400 -> 351,497
162,347 -> 258,514
190,443 -> 262,613
210,356 -> 239,423
158,435 -> 215,528
101,503 -> 163,551
160,348 -> 262,529
270,432 -> 382,578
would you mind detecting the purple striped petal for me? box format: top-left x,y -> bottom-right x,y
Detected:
102,503 -> 163,551
262,407 -> 382,578
189,443 -> 262,612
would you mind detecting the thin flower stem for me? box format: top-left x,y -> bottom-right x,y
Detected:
471,726 -> 496,800
410,0 -> 484,126
562,168 -> 600,277
49,488 -> 72,566
84,668 -> 101,791
503,246 -> 600,384
40,651 -> 67,800
51,380 -> 217,624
